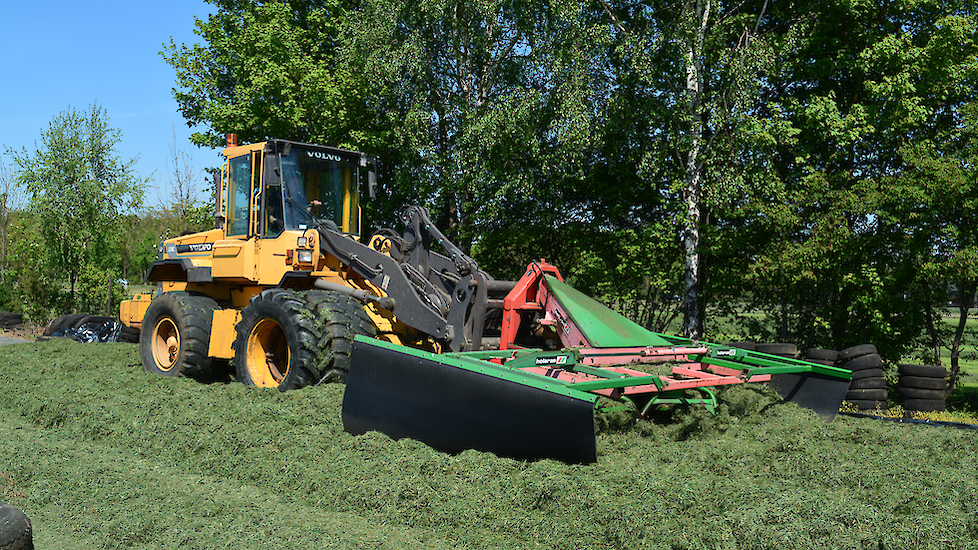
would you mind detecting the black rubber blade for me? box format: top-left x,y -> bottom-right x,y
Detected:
768,372 -> 851,420
342,339 -> 598,464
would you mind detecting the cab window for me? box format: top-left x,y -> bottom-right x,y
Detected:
227,154 -> 252,237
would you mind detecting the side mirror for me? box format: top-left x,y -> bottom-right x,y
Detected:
368,169 -> 377,200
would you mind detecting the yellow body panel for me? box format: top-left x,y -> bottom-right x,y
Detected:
208,308 -> 242,359
211,239 -> 257,281
120,293 -> 153,329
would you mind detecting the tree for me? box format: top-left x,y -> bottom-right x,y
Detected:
341,0 -> 584,249
593,0 -> 790,338
734,0 -> 978,357
163,0 -> 369,150
884,101 -> 978,393
0,158 -> 25,275
8,104 -> 145,312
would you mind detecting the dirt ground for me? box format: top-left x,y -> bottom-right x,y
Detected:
1,322 -> 45,341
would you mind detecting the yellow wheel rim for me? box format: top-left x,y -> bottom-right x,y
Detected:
246,318 -> 290,388
151,317 -> 180,372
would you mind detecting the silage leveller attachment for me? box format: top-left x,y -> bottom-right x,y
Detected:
342,262 -> 852,464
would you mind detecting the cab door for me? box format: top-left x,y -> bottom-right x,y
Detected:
213,153 -> 259,281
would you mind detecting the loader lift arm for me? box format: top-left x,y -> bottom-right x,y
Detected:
315,206 -> 507,351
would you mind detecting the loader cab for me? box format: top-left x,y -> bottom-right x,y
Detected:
219,138 -> 376,240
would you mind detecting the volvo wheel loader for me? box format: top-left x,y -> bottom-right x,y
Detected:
121,135 -> 853,464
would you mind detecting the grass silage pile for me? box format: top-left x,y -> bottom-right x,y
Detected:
0,340 -> 976,549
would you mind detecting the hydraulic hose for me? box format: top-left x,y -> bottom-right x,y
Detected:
314,278 -> 396,311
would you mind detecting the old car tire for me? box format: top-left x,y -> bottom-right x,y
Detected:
233,288 -> 322,391
756,343 -> 798,357
849,376 -> 886,389
845,388 -> 888,401
900,398 -> 946,412
898,376 -> 946,390
842,353 -> 884,371
73,315 -> 113,329
805,348 -> 839,362
839,344 -> 878,362
729,341 -> 756,351
850,368 -> 885,380
0,503 -> 32,550
896,387 -> 946,400
43,313 -> 87,336
897,363 -> 947,378
140,292 -> 221,380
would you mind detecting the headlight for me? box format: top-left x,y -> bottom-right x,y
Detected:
297,236 -> 309,248
297,250 -> 314,264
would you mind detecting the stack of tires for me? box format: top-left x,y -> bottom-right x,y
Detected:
754,343 -> 799,359
42,313 -> 140,343
897,363 -> 948,413
804,348 -> 839,366
837,344 -> 888,411
728,341 -> 756,351
0,312 -> 23,331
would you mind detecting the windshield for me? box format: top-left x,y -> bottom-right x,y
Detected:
277,146 -> 361,235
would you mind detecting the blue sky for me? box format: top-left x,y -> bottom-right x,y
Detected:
0,0 -> 217,206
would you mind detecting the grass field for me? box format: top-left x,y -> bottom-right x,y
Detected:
2,340 -> 978,549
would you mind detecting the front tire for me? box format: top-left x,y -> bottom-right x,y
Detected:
303,290 -> 376,383
140,292 -> 220,380
232,289 -> 322,391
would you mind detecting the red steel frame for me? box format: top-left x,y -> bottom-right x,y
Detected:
495,261 -> 772,403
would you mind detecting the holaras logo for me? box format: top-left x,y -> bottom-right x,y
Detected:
534,356 -> 568,366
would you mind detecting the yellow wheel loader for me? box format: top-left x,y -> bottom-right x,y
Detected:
121,135 -> 852,464
121,135 -> 515,388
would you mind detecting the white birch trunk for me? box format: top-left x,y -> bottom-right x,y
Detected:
682,0 -> 709,339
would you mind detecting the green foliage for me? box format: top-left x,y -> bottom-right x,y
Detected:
163,0 -> 367,149
473,222 -> 683,331
3,341 -> 978,549
0,210 -> 70,323
160,0 -> 978,367
76,264 -> 128,317
7,104 -> 144,313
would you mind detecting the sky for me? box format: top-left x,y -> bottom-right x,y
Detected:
0,0 -> 217,207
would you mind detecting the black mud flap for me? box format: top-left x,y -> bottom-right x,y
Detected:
342,338 -> 599,464
768,372 -> 851,420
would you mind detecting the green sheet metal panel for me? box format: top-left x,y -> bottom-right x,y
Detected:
544,276 -> 674,348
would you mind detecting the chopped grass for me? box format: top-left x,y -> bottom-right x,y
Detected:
2,340 -> 978,549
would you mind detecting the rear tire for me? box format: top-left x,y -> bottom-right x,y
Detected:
233,289 -> 321,391
140,292 -> 221,380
